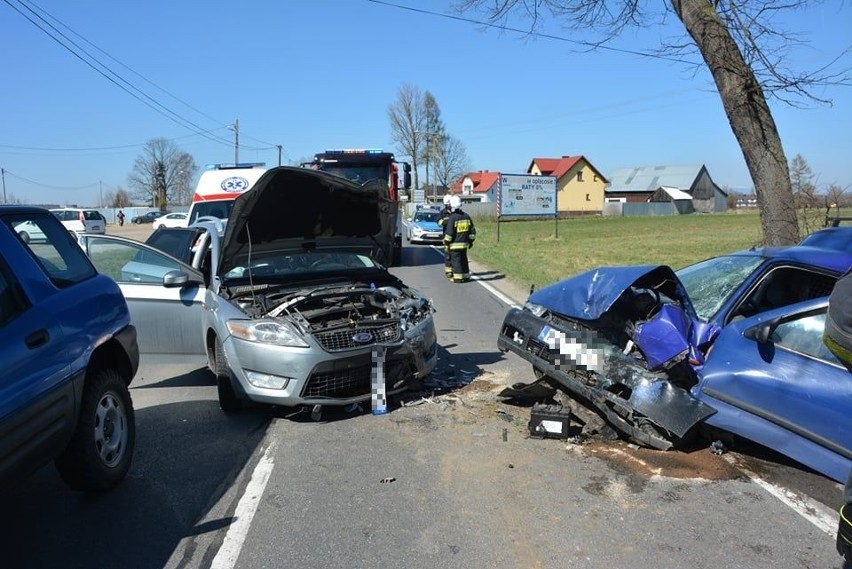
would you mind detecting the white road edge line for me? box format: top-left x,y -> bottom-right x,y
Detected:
724,456 -> 839,536
426,244 -> 521,309
211,444 -> 276,569
430,241 -> 839,537
472,275 -> 522,309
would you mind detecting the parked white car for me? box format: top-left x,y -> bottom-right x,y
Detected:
50,208 -> 106,234
152,212 -> 189,230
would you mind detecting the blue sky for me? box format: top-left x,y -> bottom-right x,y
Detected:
1,0 -> 850,206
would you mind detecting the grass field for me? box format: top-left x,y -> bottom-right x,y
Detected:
468,211 -> 765,289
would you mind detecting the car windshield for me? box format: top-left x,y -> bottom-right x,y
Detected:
675,254 -> 764,321
317,165 -> 389,186
414,211 -> 439,222
223,251 -> 380,280
189,202 -> 234,224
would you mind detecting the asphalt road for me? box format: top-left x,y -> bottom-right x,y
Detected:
0,223 -> 846,569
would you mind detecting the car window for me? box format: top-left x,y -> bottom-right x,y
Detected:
732,267 -> 837,322
145,229 -> 200,264
7,213 -> 96,287
772,311 -> 842,365
86,237 -> 183,284
83,211 -> 101,221
414,211 -> 439,222
0,257 -> 30,328
676,255 -> 764,321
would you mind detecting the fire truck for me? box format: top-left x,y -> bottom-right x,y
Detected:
308,149 -> 411,266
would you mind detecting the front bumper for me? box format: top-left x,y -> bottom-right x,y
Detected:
223,317 -> 438,407
497,308 -> 715,445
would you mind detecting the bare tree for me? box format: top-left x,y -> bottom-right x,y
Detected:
103,187 -> 132,208
423,91 -> 446,197
433,134 -> 471,193
127,138 -> 197,210
387,83 -> 426,193
456,0 -> 851,245
823,183 -> 847,226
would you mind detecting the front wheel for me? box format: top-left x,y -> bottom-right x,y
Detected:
55,368 -> 135,492
214,339 -> 242,412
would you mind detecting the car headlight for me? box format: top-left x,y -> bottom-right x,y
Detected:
226,319 -> 310,348
524,301 -> 549,318
412,226 -> 424,235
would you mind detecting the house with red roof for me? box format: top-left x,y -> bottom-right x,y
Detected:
448,170 -> 501,203
527,155 -> 608,215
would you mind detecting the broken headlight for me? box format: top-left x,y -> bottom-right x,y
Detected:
524,301 -> 549,318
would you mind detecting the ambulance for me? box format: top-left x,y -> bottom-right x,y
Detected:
186,163 -> 268,227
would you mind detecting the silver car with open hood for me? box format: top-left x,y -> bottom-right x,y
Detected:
201,167 -> 437,411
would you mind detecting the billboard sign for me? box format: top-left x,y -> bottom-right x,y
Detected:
498,174 -> 557,217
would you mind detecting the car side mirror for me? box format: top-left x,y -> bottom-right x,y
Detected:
743,316 -> 782,344
163,270 -> 191,288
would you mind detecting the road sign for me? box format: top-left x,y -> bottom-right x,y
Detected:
498,174 -> 557,217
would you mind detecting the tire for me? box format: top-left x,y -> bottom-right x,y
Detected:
214,339 -> 242,412
18,231 -> 30,244
55,368 -> 135,492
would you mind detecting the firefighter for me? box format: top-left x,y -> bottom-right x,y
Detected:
442,195 -> 476,283
437,194 -> 453,279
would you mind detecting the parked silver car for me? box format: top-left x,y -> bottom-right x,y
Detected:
79,167 -> 438,413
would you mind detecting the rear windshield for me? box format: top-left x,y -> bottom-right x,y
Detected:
83,211 -> 102,220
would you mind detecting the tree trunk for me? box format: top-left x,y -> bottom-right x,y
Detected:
672,0 -> 799,246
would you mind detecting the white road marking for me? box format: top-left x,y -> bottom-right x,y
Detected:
211,444 -> 276,569
725,457 -> 839,536
427,244 -> 521,309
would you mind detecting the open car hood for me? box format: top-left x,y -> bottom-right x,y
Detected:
529,265 -> 699,322
220,167 -> 396,274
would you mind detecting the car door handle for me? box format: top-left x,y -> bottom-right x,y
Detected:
25,329 -> 49,349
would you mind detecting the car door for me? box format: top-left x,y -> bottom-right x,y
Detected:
0,224 -> 77,483
698,300 -> 852,482
78,234 -> 206,355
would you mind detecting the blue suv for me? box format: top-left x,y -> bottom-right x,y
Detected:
0,206 -> 139,492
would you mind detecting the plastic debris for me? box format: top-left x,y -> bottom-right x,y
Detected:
710,440 -> 726,455
380,477 -> 396,484
310,405 -> 322,421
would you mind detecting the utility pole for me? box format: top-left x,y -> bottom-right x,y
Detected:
99,180 -> 103,207
277,145 -> 283,166
230,119 -> 240,163
1,168 -> 6,203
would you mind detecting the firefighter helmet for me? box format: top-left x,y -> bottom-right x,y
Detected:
449,195 -> 462,211
443,194 -> 452,206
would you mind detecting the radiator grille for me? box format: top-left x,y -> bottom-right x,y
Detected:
313,322 -> 401,352
302,360 -> 410,399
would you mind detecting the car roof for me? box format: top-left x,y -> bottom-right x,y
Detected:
727,245 -> 852,274
0,205 -> 54,216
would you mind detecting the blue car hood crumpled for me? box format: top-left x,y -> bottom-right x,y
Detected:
528,265 -> 699,322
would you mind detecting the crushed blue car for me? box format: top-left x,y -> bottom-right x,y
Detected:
498,246 -> 852,483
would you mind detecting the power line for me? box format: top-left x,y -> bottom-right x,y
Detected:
4,0 -> 272,152
365,0 -> 697,65
0,127 -> 231,153
3,0 -> 233,148
3,169 -> 100,190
